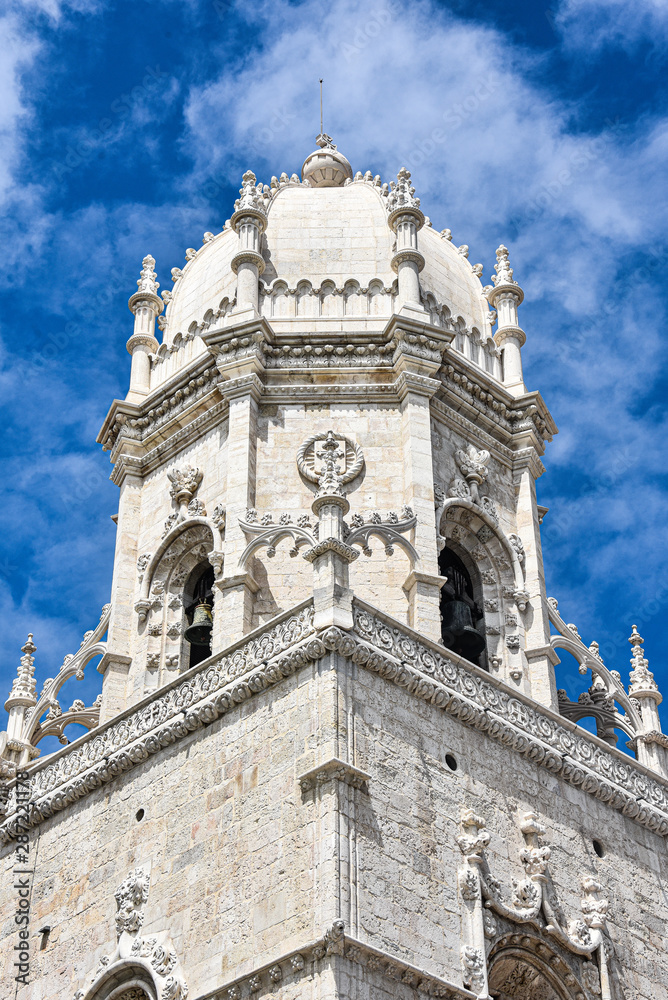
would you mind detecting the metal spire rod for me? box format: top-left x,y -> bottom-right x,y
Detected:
319,78 -> 323,135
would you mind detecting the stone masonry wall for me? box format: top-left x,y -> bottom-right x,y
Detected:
2,652 -> 666,998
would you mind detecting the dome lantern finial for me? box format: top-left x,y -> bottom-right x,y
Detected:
302,133 -> 353,188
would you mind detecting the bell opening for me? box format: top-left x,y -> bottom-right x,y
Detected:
184,565 -> 214,668
438,546 -> 487,668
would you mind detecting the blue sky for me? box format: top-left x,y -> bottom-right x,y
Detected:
1,0 -> 667,746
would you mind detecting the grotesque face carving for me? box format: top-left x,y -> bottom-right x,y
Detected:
114,868 -> 150,938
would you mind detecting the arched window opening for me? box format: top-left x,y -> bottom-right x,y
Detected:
488,949 -> 575,1000
438,546 -> 486,668
183,564 -> 214,669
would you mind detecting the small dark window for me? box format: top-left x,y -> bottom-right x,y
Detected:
136,808 -> 145,822
592,839 -> 605,858
438,547 -> 486,666
445,753 -> 458,772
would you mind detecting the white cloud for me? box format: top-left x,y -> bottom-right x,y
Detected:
1,0 -> 667,702
554,0 -> 668,50
180,0 -> 668,672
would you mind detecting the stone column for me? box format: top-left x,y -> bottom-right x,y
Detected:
396,370 -> 445,640
2,636 -> 38,767
387,167 -> 426,313
628,626 -> 668,777
390,319 -> 449,640
456,809 -> 491,1000
230,171 -> 267,316
215,374 -> 262,649
300,433 -> 358,631
486,245 -> 526,397
126,255 -> 162,401
306,496 -> 356,632
514,451 -> 559,710
99,467 -> 143,720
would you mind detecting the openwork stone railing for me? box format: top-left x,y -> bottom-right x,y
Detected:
2,598 -> 668,844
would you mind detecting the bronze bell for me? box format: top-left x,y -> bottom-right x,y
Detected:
441,600 -> 485,661
184,601 -> 213,646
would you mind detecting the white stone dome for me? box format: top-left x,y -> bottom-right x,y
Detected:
155,168 -> 496,387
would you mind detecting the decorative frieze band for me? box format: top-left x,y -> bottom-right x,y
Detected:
2,599 -> 668,844
199,923 -> 473,1000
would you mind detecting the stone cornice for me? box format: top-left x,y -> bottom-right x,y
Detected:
298,758 -> 371,792
98,356 -> 220,463
438,357 -> 557,453
198,925 -> 473,1000
97,310 -> 556,473
3,599 -> 667,845
134,399 -> 227,479
430,399 -> 515,470
394,370 -> 442,401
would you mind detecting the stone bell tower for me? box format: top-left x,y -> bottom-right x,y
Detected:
1,136 -> 667,1000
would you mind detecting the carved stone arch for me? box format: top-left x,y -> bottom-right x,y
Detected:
82,961 -> 158,1000
217,295 -> 234,320
23,604 -> 110,751
423,291 -> 440,327
271,279 -> 290,317
453,314 -> 467,353
140,519 -> 216,601
367,278 -> 386,316
438,500 -> 525,679
296,279 -> 316,317
488,939 -> 583,1000
547,600 -> 642,744
138,520 -> 217,681
320,278 -> 338,316
439,302 -> 452,329
343,278 -> 363,315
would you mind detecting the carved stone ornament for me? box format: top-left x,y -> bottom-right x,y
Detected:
115,867 -> 150,937
386,166 -> 421,216
2,606 -> 109,766
473,808 -> 610,967
455,444 -> 489,484
8,634 -> 37,702
137,254 -> 159,295
6,602 -> 668,852
296,430 -> 364,499
74,867 -> 188,1000
461,945 -> 486,995
547,597 -> 650,754
628,624 -> 659,696
168,467 -> 203,510
491,244 -> 518,288
233,169 -> 268,219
